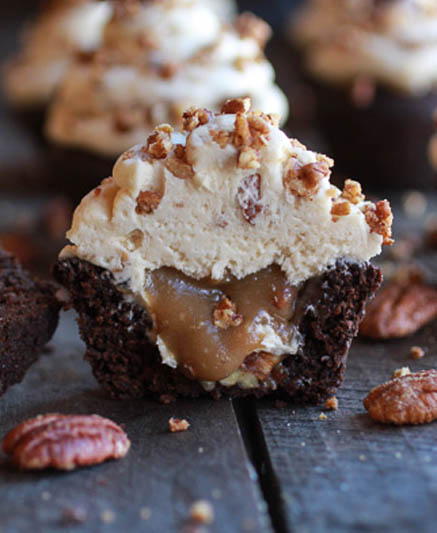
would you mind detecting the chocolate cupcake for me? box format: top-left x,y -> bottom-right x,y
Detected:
0,246 -> 60,396
289,0 -> 437,190
53,98 -> 391,403
3,0 -> 112,133
45,0 -> 288,198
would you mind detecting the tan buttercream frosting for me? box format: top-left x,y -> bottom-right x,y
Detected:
61,98 -> 392,292
3,0 -> 112,107
291,0 -> 437,94
46,0 -> 288,157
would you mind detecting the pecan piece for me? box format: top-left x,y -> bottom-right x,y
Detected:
237,173 -> 263,224
242,352 -> 280,381
284,160 -> 330,198
364,370 -> 437,425
363,200 -> 393,245
135,190 -> 162,214
213,297 -> 243,329
168,417 -> 190,433
360,281 -> 437,339
2,414 -> 130,470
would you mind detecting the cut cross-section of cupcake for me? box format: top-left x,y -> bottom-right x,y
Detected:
53,99 -> 392,403
0,246 -> 60,396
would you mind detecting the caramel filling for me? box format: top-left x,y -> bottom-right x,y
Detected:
145,266 -> 299,382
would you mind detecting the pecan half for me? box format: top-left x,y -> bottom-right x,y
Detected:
2,414 -> 130,470
237,173 -> 263,224
360,281 -> 437,339
364,370 -> 437,425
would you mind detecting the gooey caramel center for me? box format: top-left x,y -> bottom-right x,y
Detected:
145,266 -> 298,382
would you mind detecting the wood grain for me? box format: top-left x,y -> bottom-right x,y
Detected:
0,313 -> 270,533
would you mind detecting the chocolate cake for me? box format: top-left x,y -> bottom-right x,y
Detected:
0,247 -> 60,396
289,0 -> 437,190
53,98 -> 392,403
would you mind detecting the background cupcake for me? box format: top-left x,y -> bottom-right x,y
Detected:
289,0 -> 437,190
3,0 -> 112,129
44,0 -> 288,198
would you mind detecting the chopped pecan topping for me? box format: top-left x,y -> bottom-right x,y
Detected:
143,124 -> 173,159
284,160 -> 330,198
182,107 -> 212,132
363,200 -> 393,245
135,190 -> 162,214
237,173 -> 263,224
235,12 -> 272,47
220,97 -> 251,115
210,129 -> 233,149
113,0 -> 140,18
165,157 -> 194,180
341,179 -> 365,204
168,417 -> 190,433
2,414 -> 130,470
241,352 -> 280,381
364,370 -> 437,425
213,297 -> 243,329
234,113 -> 251,147
360,281 -> 437,339
238,146 -> 260,170
331,201 -> 351,221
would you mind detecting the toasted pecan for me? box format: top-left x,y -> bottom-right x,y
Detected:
364,370 -> 437,425
2,414 -> 130,470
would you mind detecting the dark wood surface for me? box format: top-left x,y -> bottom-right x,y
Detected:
1,3 -> 437,533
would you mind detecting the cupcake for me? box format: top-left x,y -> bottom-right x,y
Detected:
0,246 -> 60,396
53,98 -> 391,403
3,0 -> 112,130
290,0 -> 437,190
45,0 -> 288,197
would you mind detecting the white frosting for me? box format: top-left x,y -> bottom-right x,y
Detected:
46,1 -> 288,157
3,1 -> 112,107
291,0 -> 437,94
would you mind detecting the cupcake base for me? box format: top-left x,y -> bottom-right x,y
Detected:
0,249 -> 60,395
53,257 -> 381,404
311,81 -> 437,190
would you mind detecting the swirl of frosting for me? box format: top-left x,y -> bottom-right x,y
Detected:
46,0 -> 288,157
291,0 -> 437,94
3,0 -> 113,107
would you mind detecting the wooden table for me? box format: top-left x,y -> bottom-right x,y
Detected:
1,3 -> 437,532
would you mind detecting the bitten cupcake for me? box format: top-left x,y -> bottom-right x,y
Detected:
3,0 -> 112,127
53,98 -> 392,403
290,0 -> 437,190
45,0 -> 288,197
